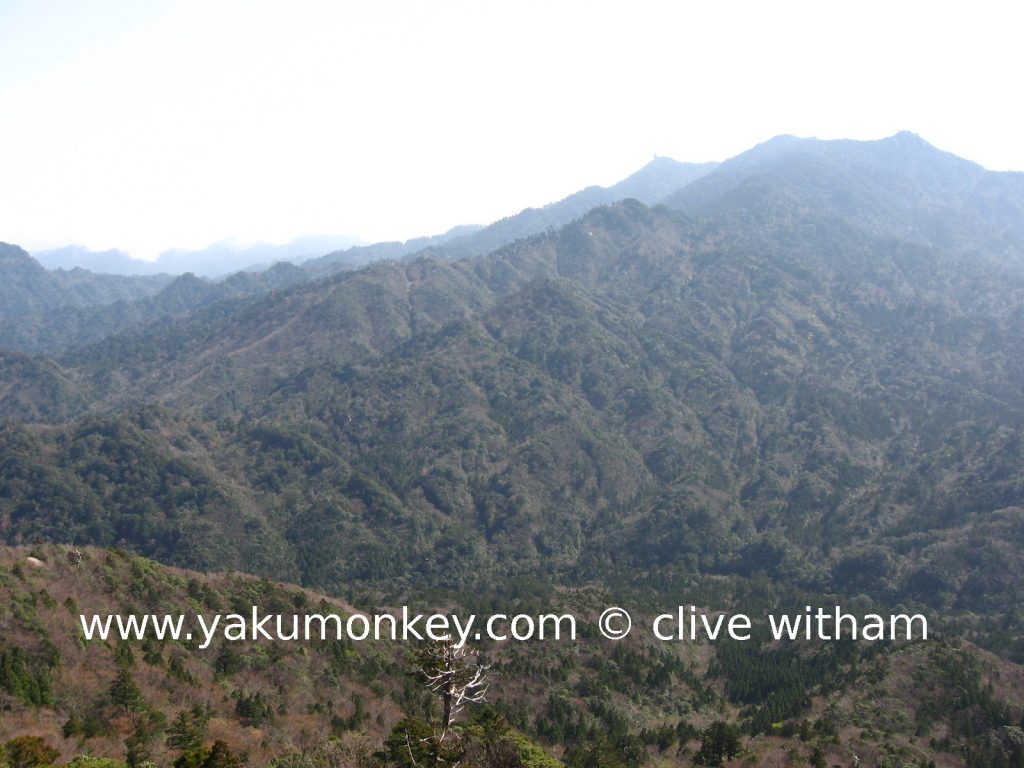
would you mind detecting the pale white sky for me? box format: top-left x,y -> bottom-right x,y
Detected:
1,0 -> 1021,261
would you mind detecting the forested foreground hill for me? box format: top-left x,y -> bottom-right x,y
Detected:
3,545 -> 1024,768
3,134 -> 1024,764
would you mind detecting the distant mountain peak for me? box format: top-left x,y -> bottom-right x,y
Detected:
887,129 -> 930,145
639,154 -> 694,170
731,131 -> 943,168
607,156 -> 718,205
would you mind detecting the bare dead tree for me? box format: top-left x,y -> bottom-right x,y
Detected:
409,636 -> 490,767
414,638 -> 489,740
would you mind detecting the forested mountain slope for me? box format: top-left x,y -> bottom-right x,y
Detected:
0,160 -> 716,357
0,263 -> 312,356
4,133 -> 1024,766
0,136 -> 1021,618
664,132 -> 1024,258
0,243 -> 171,321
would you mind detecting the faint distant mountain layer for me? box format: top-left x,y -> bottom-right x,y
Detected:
34,234 -> 366,277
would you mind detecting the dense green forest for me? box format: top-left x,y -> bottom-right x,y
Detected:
3,134 -> 1024,766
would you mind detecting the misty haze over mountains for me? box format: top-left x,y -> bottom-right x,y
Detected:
33,234 -> 367,278
30,155 -> 720,278
26,131 -> 1024,286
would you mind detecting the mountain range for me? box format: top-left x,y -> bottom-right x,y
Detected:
3,132 -> 1024,767
1,157 -> 718,357
33,235 -> 367,278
